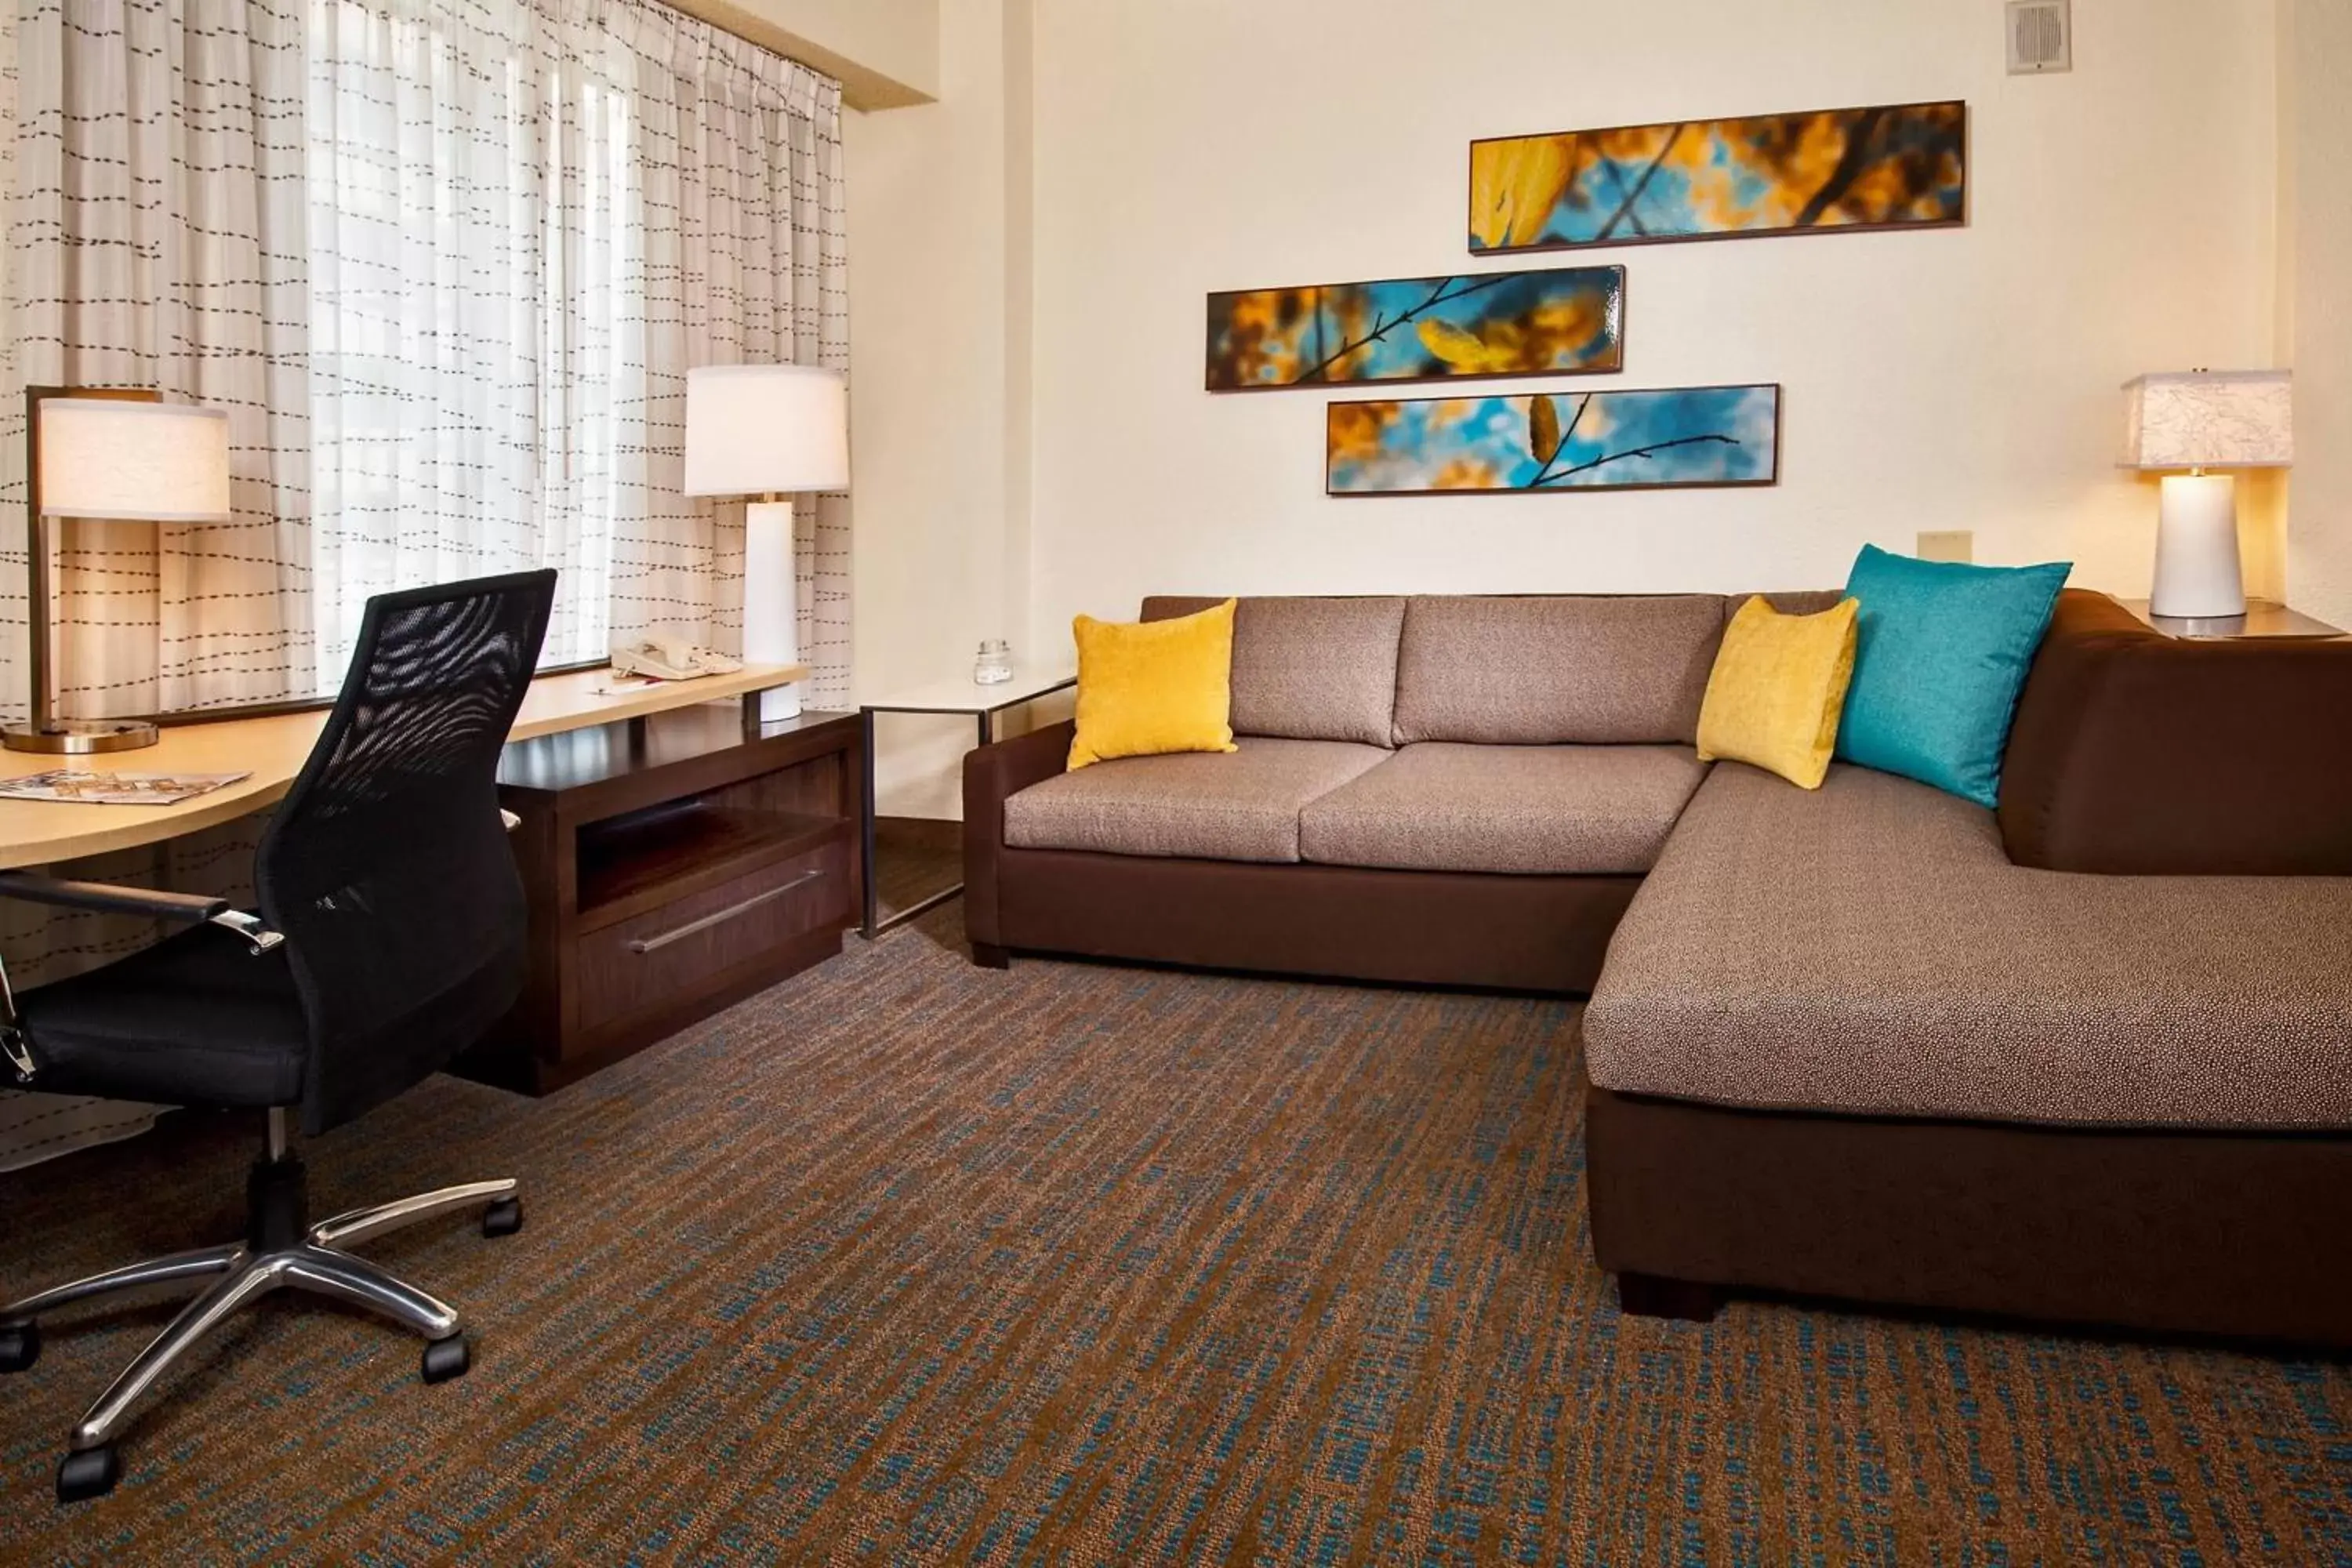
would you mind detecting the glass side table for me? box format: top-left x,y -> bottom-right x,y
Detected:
858,669 -> 1076,937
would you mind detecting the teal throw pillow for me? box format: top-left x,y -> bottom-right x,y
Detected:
1836,545 -> 2070,808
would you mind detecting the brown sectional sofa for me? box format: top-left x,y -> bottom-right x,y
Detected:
969,590 -> 1814,990
964,587 -> 2352,1345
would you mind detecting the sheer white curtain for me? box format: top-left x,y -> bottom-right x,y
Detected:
0,0 -> 316,1166
0,0 -> 848,715
5,0 -> 315,725
0,0 -> 849,1166
306,0 -> 850,698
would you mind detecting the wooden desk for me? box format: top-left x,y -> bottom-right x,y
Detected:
0,664 -> 808,870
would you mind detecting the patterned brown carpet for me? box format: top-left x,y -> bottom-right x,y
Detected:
2,909 -> 2349,1564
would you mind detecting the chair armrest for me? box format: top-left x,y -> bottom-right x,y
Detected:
961,720 -> 1075,948
0,872 -> 285,953
0,871 -> 229,923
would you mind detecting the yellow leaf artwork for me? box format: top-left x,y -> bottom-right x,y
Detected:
1529,395 -> 1563,464
1416,319 -> 1494,371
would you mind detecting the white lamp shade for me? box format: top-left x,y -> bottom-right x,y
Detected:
2121,370 -> 2293,470
682,365 -> 849,498
38,399 -> 232,522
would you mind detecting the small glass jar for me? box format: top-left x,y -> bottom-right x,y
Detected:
974,639 -> 1014,684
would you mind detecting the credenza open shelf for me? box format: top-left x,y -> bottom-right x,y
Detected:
460,702 -> 865,1096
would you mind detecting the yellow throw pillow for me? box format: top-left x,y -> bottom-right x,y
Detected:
1696,596 -> 1861,789
1067,599 -> 1241,770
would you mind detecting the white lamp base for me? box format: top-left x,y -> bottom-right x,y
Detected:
743,499 -> 802,722
2149,473 -> 2245,619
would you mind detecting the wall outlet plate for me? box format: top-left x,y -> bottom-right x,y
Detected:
1916,530 -> 1974,564
2006,0 -> 2071,73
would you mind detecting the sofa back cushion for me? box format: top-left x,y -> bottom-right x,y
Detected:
1737,590 -> 1848,620
1391,594 -> 1726,745
1141,594 -> 1405,747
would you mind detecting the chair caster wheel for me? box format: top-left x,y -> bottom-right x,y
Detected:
481,1197 -> 522,1238
0,1321 -> 39,1373
56,1445 -> 119,1503
421,1334 -> 470,1384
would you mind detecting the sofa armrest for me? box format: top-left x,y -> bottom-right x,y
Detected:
962,719 -> 1075,947
1998,590 -> 2352,873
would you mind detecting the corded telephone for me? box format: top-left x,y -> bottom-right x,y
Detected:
608,637 -> 743,681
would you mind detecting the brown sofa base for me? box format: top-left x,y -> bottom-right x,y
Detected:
1587,1083 -> 2352,1347
987,847 -> 1639,994
1617,1272 -> 1723,1322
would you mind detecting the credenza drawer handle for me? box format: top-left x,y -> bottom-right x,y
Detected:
625,869 -> 825,954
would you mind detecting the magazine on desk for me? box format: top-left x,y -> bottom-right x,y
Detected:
0,769 -> 252,807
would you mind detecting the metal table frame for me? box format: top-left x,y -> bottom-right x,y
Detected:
858,676 -> 1076,938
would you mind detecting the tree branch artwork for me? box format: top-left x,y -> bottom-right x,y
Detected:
1468,100 -> 1965,253
1522,392 -> 1738,490
1204,267 -> 1625,392
1323,385 -> 1780,497
1287,274 -> 1518,385
1590,125 -> 1683,244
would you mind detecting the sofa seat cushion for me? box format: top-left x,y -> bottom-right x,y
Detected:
1584,763 -> 2352,1131
1004,738 -> 1387,863
1298,742 -> 1709,876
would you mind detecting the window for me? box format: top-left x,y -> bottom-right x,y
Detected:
305,0 -> 644,684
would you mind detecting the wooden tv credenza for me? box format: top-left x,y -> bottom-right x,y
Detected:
463,704 -> 865,1095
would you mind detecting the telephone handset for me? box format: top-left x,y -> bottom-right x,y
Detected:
608,637 -> 744,681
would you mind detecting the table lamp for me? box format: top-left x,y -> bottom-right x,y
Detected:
681,365 -> 849,722
2120,370 -> 2292,619
6,391 -> 232,753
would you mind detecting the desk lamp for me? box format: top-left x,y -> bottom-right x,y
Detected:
6,391 -> 232,753
2121,370 -> 2292,619
681,365 -> 849,723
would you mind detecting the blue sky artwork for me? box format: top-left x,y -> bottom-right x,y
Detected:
1470,102 -> 1965,252
1206,267 -> 1624,390
1327,386 -> 1780,495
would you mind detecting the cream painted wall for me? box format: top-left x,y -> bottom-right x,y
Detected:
1025,0 -> 2283,651
2281,0 -> 2352,628
671,0 -> 938,107
848,0 -> 1036,816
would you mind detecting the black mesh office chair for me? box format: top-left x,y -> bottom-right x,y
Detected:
0,569 -> 557,1502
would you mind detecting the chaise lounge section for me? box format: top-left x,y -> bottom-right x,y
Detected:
1582,759 -> 2352,1344
1582,590 -> 2352,1345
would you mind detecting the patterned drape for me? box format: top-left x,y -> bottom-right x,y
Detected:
1,0 -> 850,719
306,0 -> 851,702
0,0 -> 318,1165
0,0 -> 850,1164
616,0 -> 851,705
4,0 -> 316,724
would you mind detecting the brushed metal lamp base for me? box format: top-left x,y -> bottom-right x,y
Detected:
2,720 -> 161,754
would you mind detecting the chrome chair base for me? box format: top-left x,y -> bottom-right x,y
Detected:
0,1112 -> 517,1503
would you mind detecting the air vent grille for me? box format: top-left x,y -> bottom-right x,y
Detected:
2007,0 -> 2072,73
